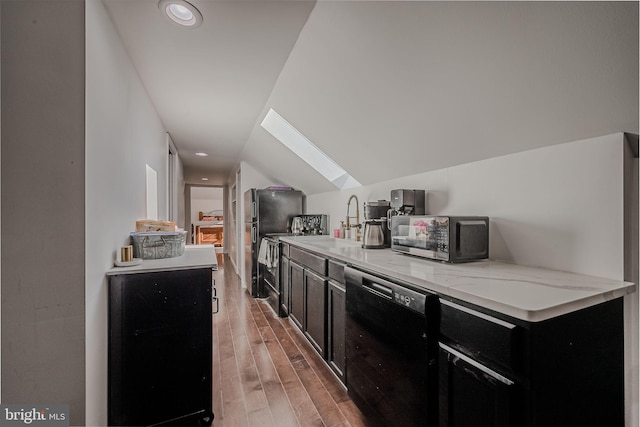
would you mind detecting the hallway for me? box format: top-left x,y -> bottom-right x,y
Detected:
211,258 -> 371,427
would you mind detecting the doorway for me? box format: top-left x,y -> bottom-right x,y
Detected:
190,186 -> 225,264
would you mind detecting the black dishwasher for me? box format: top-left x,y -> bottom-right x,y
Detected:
345,266 -> 438,427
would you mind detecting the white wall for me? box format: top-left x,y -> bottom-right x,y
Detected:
307,132 -> 638,426
1,1 -> 86,423
85,1 -> 169,424
190,187 -> 224,224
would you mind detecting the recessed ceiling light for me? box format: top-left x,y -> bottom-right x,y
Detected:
201,177 -> 209,181
195,152 -> 208,157
158,0 -> 203,28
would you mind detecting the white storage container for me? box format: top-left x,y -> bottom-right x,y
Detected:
130,231 -> 187,259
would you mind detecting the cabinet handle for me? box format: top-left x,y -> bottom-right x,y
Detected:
212,287 -> 219,314
440,299 -> 516,330
363,281 -> 393,299
440,342 -> 514,386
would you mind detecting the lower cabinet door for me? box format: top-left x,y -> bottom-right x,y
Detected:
280,256 -> 290,316
289,261 -> 304,329
439,343 -> 516,427
328,280 -> 346,383
304,269 -> 328,358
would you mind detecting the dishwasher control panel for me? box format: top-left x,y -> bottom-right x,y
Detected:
393,287 -> 426,314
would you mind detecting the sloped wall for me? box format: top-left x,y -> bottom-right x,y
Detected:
246,1 -> 638,196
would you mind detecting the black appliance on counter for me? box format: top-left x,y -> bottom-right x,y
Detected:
391,215 -> 489,262
245,188 -> 304,298
290,214 -> 329,235
390,189 -> 425,215
345,266 -> 439,427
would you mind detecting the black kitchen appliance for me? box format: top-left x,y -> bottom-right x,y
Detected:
390,189 -> 425,215
363,200 -> 390,220
345,266 -> 438,427
244,188 -> 304,298
391,215 -> 489,262
289,214 -> 328,235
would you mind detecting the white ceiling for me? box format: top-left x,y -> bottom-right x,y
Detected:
104,1 -> 639,195
103,0 -> 316,185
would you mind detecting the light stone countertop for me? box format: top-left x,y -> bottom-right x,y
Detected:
106,244 -> 218,275
280,235 -> 636,322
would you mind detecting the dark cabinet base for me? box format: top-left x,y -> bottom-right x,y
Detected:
109,268 -> 214,427
438,297 -> 625,427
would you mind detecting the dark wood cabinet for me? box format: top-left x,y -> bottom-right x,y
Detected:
108,268 -> 214,426
304,268 -> 328,357
328,280 -> 346,383
280,253 -> 290,316
289,260 -> 305,329
286,245 -> 346,384
283,242 -> 626,426
438,297 -> 624,427
439,343 -> 515,427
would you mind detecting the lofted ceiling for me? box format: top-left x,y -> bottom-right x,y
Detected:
103,0 -> 316,186
104,1 -> 639,195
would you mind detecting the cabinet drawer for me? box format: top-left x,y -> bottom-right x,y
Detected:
290,247 -> 327,275
440,299 -> 520,371
328,260 -> 345,283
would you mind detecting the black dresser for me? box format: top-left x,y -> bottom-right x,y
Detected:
107,249 -> 217,426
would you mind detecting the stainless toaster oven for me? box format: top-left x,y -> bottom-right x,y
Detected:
391,215 -> 489,262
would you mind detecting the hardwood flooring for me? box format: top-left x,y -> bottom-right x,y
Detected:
211,257 -> 372,427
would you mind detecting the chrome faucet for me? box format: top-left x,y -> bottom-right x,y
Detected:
346,194 -> 361,240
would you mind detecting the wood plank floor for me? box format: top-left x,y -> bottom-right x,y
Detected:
211,257 -> 373,427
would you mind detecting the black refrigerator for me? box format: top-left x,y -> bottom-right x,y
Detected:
245,188 -> 303,297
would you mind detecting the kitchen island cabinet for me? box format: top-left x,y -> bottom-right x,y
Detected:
279,235 -> 634,427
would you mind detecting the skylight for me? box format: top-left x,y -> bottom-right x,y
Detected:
261,109 -> 361,190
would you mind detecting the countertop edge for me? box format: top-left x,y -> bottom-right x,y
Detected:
106,245 -> 218,275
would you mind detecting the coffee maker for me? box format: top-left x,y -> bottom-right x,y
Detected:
386,190 -> 426,246
389,189 -> 425,216
362,200 -> 391,249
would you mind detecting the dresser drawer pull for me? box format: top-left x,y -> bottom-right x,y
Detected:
440,342 -> 514,386
440,299 -> 516,329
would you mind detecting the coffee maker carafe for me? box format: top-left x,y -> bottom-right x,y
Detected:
362,219 -> 386,249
